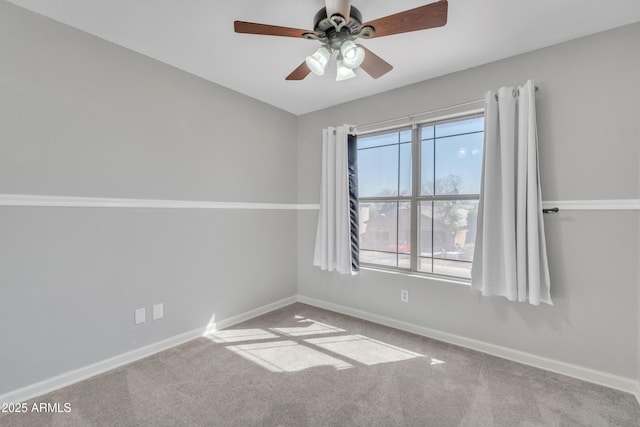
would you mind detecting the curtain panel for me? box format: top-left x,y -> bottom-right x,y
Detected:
471,80 -> 552,305
313,125 -> 359,275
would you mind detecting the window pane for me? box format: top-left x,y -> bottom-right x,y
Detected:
358,145 -> 399,197
398,255 -> 410,269
418,257 -> 432,273
417,201 -> 433,273
359,201 -> 397,252
358,132 -> 399,150
359,201 -> 411,268
360,250 -> 397,267
433,200 -> 478,263
420,139 -> 434,195
399,143 -> 412,196
421,126 -> 434,140
400,129 -> 412,143
436,117 -> 483,138
397,201 -> 411,254
433,259 -> 472,279
434,133 -> 483,195
418,257 -> 473,278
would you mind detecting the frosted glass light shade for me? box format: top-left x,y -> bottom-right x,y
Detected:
336,59 -> 356,81
340,40 -> 365,69
305,46 -> 331,76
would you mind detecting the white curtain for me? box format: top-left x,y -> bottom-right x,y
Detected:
471,80 -> 552,305
313,124 -> 358,275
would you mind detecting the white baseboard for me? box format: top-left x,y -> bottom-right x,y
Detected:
204,295 -> 298,334
297,295 -> 640,404
0,295 -> 297,405
0,327 -> 204,405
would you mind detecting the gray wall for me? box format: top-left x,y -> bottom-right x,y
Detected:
0,1 -> 298,394
297,23 -> 640,380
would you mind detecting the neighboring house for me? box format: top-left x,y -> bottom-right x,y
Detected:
360,202 -> 477,261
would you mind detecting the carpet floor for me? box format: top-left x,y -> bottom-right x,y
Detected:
2,302 -> 639,426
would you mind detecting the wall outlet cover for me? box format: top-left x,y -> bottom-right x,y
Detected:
400,290 -> 409,303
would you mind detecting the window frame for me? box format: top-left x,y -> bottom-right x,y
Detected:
357,110 -> 484,281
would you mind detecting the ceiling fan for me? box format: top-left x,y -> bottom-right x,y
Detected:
234,0 -> 448,81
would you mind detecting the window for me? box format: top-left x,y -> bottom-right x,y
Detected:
357,114 -> 483,279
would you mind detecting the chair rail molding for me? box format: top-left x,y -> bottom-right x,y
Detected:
1,194 -> 638,212
0,194 -> 319,210
542,199 -> 640,211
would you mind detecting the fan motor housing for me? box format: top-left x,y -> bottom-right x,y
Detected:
313,6 -> 363,35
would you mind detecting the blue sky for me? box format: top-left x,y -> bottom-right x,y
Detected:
358,117 -> 483,197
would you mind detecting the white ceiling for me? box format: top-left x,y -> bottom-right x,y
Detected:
7,0 -> 640,115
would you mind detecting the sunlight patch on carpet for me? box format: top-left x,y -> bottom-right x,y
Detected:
271,318 -> 345,337
304,334 -> 426,366
227,340 -> 353,372
206,328 -> 279,343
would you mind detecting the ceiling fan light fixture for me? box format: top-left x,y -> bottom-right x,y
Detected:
340,40 -> 365,69
235,0 -> 448,81
305,46 -> 331,76
336,58 -> 356,81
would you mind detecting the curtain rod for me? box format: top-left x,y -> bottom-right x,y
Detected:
356,86 -> 540,133
354,98 -> 483,133
495,85 -> 539,101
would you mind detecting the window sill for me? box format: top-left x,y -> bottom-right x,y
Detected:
359,265 -> 471,287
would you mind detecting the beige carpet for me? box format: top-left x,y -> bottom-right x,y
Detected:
2,303 -> 639,426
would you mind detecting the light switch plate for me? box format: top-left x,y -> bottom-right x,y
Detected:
153,303 -> 163,320
135,307 -> 146,324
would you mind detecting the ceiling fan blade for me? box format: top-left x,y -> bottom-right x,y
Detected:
362,0 -> 448,38
325,0 -> 351,21
286,62 -> 312,81
358,45 -> 393,79
234,21 -> 314,38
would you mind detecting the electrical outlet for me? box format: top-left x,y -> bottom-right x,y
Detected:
134,307 -> 146,324
153,303 -> 164,320
400,289 -> 409,303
